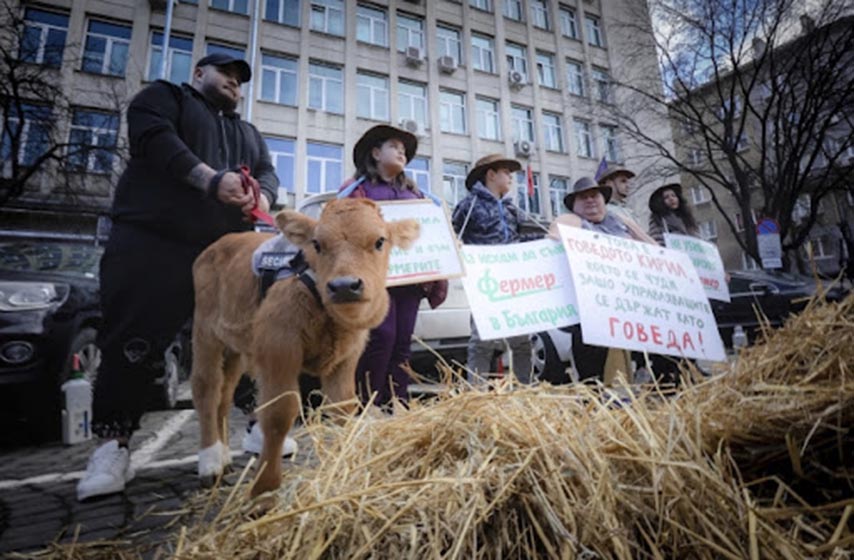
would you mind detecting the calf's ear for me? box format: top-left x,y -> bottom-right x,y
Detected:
387,219 -> 420,251
276,210 -> 318,247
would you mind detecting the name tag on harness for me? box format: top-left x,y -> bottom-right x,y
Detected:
258,252 -> 292,271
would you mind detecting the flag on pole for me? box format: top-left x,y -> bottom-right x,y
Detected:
594,157 -> 608,182
526,163 -> 535,198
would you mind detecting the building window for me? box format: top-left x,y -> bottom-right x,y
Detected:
20,8 -> 68,67
601,125 -> 620,162
439,89 -> 467,134
741,251 -> 760,271
147,32 -> 193,84
689,148 -> 703,167
265,137 -> 295,195
503,0 -> 523,21
308,62 -> 343,113
471,34 -> 495,73
536,51 -> 557,88
530,0 -> 550,29
437,25 -> 462,64
211,0 -> 249,14
699,220 -> 718,240
82,20 -> 132,77
506,42 -> 528,77
306,142 -> 342,193
356,72 -> 389,121
543,112 -> 565,152
592,67 -> 612,103
356,4 -> 388,47
585,15 -> 605,47
206,42 -> 246,59
405,157 -> 431,193
516,170 -> 541,215
691,185 -> 710,205
476,97 -> 501,141
567,59 -> 585,96
574,119 -> 593,158
0,103 -> 52,166
559,5 -> 578,39
548,176 -> 569,217
735,132 -> 750,152
265,0 -> 300,26
443,161 -> 468,206
260,53 -> 298,106
67,109 -> 119,174
398,80 -> 428,130
310,0 -> 344,36
470,0 -> 492,12
397,13 -> 424,52
511,105 -> 534,143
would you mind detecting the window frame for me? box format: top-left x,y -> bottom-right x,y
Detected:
566,59 -> 585,96
511,104 -> 534,143
308,61 -> 344,113
306,141 -> 343,194
536,51 -> 557,88
398,80 -> 429,130
265,136 -> 296,195
20,8 -> 69,67
309,0 -> 344,36
530,0 -> 550,29
471,33 -> 495,73
82,19 -> 132,77
404,157 -> 431,193
505,42 -> 528,77
356,4 -> 388,47
356,71 -> 390,121
591,67 -> 612,103
442,160 -> 469,206
475,96 -> 501,141
436,24 -> 462,64
548,175 -> 569,218
396,13 -> 425,52
559,5 -> 578,39
601,124 -> 620,162
265,0 -> 300,26
543,112 -> 565,152
67,109 -> 119,174
260,52 -> 298,106
210,0 -> 249,15
503,0 -> 524,21
574,118 -> 594,158
439,89 -> 467,134
147,31 -> 194,84
584,14 -> 605,47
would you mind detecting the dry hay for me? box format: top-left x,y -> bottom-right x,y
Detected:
32,294 -> 854,559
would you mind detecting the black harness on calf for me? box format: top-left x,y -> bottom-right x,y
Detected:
256,249 -> 322,305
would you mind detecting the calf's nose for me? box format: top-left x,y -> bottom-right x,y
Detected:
327,276 -> 364,302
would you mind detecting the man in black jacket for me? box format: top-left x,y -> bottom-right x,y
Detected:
77,53 -> 279,501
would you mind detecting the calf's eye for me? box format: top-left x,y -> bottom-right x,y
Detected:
312,239 -> 321,253
375,237 -> 386,251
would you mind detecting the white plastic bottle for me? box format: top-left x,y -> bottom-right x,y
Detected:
61,354 -> 93,445
732,325 -> 748,350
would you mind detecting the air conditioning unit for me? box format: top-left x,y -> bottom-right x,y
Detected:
399,118 -> 421,136
508,70 -> 526,88
514,139 -> 533,157
437,55 -> 458,74
405,46 -> 424,67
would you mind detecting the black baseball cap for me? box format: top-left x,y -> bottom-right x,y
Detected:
195,53 -> 252,83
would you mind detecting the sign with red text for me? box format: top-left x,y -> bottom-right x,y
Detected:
378,200 -> 465,286
460,239 -> 579,340
664,233 -> 731,302
557,224 -> 726,362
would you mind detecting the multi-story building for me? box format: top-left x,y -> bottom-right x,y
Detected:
1,0 -> 671,238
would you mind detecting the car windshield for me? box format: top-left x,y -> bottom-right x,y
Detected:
0,242 -> 102,278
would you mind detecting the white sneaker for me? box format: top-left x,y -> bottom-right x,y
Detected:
242,422 -> 298,457
76,440 -> 135,501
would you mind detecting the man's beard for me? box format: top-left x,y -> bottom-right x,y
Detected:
202,83 -> 238,113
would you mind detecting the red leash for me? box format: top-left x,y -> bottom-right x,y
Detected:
238,165 -> 276,227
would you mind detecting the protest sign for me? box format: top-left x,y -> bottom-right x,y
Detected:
378,200 -> 464,286
460,239 -> 579,340
557,224 -> 726,362
664,233 -> 731,302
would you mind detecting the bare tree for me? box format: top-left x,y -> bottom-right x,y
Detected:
0,0 -> 128,210
612,0 -> 854,265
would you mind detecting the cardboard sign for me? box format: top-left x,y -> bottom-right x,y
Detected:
460,240 -> 579,340
378,200 -> 465,286
557,225 -> 726,362
664,233 -> 731,302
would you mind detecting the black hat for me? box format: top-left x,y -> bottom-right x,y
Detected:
196,53 -> 252,83
563,176 -> 612,210
648,183 -> 683,212
353,124 -> 418,168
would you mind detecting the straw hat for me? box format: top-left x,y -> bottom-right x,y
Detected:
597,165 -> 636,184
563,176 -> 612,210
648,183 -> 683,211
352,124 -> 418,168
465,154 -> 522,190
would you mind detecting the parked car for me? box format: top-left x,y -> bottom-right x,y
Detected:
530,269 -> 849,382
0,239 -> 188,443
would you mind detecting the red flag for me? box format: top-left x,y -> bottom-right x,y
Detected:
526,164 -> 534,198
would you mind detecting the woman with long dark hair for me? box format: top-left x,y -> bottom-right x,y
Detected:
647,183 -> 699,246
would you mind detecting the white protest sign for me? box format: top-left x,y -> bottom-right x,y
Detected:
460,239 -> 579,340
378,200 -> 464,286
664,233 -> 731,302
557,225 -> 726,362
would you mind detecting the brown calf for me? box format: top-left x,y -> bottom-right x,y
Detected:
191,198 -> 419,497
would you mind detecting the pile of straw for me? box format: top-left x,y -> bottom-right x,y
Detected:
162,294 -> 853,559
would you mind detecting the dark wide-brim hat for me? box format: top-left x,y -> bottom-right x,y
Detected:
598,165 -> 636,184
352,124 -> 418,168
648,183 -> 683,211
563,176 -> 612,210
465,153 -> 522,190
196,53 -> 252,83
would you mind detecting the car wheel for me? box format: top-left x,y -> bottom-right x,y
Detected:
530,332 -> 569,384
